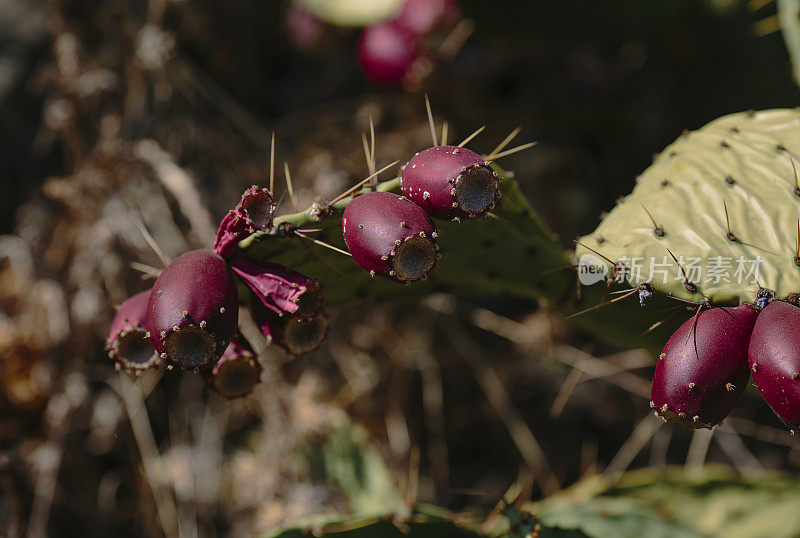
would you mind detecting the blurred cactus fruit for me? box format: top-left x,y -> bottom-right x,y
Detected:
358,21 -> 422,85
395,0 -> 459,36
106,289 -> 159,371
250,297 -> 328,356
401,145 -> 500,220
202,335 -> 262,399
146,250 -> 239,371
213,186 -> 275,259
342,191 -> 439,282
651,305 -> 758,429
229,252 -> 323,317
748,301 -> 800,430
286,2 -> 327,51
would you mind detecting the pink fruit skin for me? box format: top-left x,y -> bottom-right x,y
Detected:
286,3 -> 326,50
651,305 -> 758,428
229,252 -> 321,317
395,0 -> 458,36
748,301 -> 800,428
342,191 -> 436,277
213,186 -> 275,259
146,250 -> 239,361
358,22 -> 419,84
108,290 -> 151,343
401,145 -> 496,220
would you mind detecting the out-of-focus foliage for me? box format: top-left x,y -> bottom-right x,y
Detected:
529,465 -> 800,538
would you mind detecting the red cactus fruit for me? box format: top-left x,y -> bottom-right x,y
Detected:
358,22 -> 421,85
213,186 -> 275,259
395,0 -> 459,36
401,145 -> 500,221
651,305 -> 758,429
250,297 -> 328,356
342,191 -> 439,282
748,301 -> 800,430
286,3 -> 326,51
229,252 -> 323,318
106,290 -> 159,371
146,250 -> 240,371
202,335 -> 262,399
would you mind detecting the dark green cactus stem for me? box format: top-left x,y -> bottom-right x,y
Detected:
239,170 -> 682,353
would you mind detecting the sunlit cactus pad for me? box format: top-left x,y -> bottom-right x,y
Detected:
577,108 -> 800,304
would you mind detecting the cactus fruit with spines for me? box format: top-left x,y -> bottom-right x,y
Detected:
342,191 -> 439,282
106,289 -> 159,371
748,300 -> 800,429
650,305 -> 757,429
401,145 -> 500,220
146,249 -> 240,371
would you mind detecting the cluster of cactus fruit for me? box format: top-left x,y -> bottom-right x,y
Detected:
357,0 -> 460,86
106,186 -> 325,398
107,104 -> 800,433
107,130 -> 502,398
285,0 -> 461,87
343,145 -> 500,281
576,109 -> 800,433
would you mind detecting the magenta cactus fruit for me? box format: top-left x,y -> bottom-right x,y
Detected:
250,298 -> 328,356
651,305 -> 758,429
401,145 -> 500,221
106,290 -> 159,371
146,249 -> 239,370
358,22 -> 421,85
342,191 -> 439,282
285,3 -> 326,51
748,301 -> 800,430
213,186 -> 275,259
395,0 -> 459,36
202,336 -> 262,399
229,252 -> 323,318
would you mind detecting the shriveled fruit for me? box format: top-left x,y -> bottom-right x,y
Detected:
146,250 -> 239,370
229,252 -> 323,317
342,191 -> 438,282
651,305 -> 758,429
401,145 -> 500,220
213,185 -> 275,259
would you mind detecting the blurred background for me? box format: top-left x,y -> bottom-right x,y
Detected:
2,0 -> 800,536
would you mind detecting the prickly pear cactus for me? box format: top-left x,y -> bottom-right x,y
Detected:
239,172 -> 677,351
577,108 -> 800,305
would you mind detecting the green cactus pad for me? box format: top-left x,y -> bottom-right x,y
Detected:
577,108 -> 800,305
